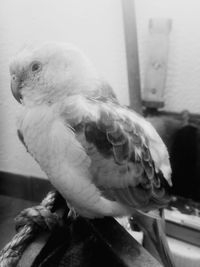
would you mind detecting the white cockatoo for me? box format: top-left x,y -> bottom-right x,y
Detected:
10,43 -> 174,266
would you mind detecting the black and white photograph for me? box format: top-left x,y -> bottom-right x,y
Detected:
0,0 -> 199,266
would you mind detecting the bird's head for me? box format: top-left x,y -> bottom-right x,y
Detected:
9,43 -> 99,106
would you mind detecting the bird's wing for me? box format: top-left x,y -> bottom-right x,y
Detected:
61,96 -> 172,211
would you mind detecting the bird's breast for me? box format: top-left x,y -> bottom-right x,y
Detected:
18,105 -> 91,177
17,106 -> 57,168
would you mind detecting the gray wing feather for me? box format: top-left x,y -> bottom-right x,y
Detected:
74,102 -> 171,211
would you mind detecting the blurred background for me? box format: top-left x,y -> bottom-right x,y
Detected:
0,0 -> 200,266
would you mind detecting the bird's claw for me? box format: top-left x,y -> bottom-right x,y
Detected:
67,207 -> 78,220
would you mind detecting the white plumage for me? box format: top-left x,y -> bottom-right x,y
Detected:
10,42 -> 174,266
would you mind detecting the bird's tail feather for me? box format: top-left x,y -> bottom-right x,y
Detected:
132,209 -> 175,267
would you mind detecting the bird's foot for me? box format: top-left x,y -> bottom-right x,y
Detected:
67,207 -> 78,220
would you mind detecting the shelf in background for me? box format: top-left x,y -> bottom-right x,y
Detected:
165,196 -> 200,246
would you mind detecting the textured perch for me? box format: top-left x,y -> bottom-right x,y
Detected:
0,191 -> 162,267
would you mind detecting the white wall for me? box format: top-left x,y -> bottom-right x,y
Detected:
136,0 -> 200,114
0,0 -> 128,177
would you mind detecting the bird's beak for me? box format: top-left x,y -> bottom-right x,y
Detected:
10,74 -> 23,104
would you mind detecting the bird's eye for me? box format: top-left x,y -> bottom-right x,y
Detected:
30,61 -> 42,73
